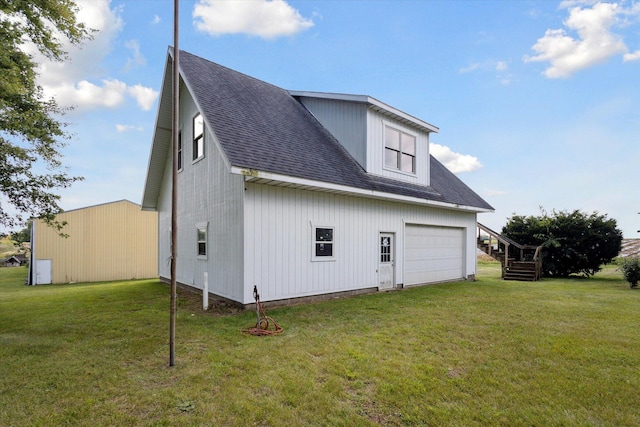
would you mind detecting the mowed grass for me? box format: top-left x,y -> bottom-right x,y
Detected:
1,261 -> 640,426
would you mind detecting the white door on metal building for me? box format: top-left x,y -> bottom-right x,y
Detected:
36,259 -> 52,284
378,233 -> 395,290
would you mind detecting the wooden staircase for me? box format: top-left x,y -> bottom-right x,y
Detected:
477,223 -> 542,281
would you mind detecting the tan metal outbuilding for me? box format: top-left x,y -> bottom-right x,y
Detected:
29,200 -> 158,284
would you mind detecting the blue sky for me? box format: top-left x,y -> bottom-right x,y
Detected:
25,0 -> 640,237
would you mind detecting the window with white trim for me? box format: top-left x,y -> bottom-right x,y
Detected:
193,113 -> 204,161
384,125 -> 416,173
313,226 -> 334,260
177,131 -> 183,171
196,222 -> 208,259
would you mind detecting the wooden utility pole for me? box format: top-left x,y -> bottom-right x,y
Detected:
169,0 -> 179,367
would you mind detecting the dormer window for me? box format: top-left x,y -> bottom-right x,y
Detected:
384,125 -> 416,174
193,113 -> 204,161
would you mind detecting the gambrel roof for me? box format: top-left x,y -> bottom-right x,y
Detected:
142,49 -> 493,213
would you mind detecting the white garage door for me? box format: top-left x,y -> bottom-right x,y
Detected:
405,225 -> 464,285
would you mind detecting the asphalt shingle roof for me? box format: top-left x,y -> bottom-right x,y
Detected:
179,50 -> 493,211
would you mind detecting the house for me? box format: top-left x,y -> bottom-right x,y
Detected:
3,256 -> 23,268
14,253 -> 29,265
29,200 -> 158,285
142,49 -> 494,306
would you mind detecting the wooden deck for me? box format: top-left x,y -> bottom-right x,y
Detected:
477,223 -> 542,281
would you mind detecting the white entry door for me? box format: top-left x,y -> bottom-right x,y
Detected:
36,259 -> 52,284
378,233 -> 395,290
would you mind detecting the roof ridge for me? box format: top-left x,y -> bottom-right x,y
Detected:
143,49 -> 492,212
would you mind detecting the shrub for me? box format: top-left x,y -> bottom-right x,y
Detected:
621,257 -> 640,288
502,209 -> 623,277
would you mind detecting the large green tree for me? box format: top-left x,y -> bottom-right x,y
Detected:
0,0 -> 90,230
502,209 -> 623,277
9,222 -> 30,252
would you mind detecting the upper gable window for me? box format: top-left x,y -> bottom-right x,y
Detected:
193,113 -> 204,161
384,125 -> 416,174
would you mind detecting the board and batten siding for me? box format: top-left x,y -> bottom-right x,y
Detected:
243,182 -> 477,304
156,87 -> 245,302
32,200 -> 157,284
296,96 -> 368,169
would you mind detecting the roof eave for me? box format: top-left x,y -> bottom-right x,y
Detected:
288,90 -> 439,134
141,49 -> 174,211
231,166 -> 492,213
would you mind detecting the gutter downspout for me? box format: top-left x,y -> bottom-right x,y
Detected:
29,220 -> 35,285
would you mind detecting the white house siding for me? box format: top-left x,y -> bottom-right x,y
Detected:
296,97 -> 368,169
156,88 -> 245,302
243,182 -> 477,304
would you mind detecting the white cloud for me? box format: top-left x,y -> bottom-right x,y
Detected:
485,189 -> 508,197
50,79 -> 127,110
558,0 -> 590,7
116,124 -> 144,133
430,143 -> 483,174
495,61 -> 512,85
499,75 -> 514,86
127,85 -> 159,111
527,7 -> 542,19
459,63 -> 480,74
29,0 -> 157,113
151,14 -> 161,25
35,0 -> 124,86
459,60 -> 512,85
193,0 -> 314,39
524,2 -> 632,78
623,49 -> 640,61
124,39 -> 146,71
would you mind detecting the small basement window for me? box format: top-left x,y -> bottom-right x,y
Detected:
196,222 -> 208,259
313,226 -> 335,261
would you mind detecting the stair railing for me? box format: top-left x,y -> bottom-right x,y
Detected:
477,223 -> 516,275
532,245 -> 543,280
477,222 -> 544,281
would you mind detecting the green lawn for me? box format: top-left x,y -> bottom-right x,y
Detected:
1,261 -> 639,426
